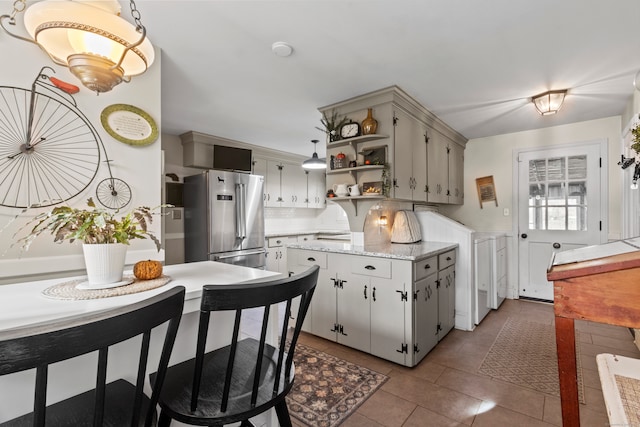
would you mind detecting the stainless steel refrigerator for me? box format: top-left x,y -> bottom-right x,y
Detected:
184,170 -> 266,268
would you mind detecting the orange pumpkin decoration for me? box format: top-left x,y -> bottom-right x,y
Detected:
133,260 -> 163,280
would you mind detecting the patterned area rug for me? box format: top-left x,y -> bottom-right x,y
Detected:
286,343 -> 388,426
478,317 -> 585,403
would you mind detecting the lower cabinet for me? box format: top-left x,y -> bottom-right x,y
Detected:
437,250 -> 456,340
288,246 -> 456,367
413,256 -> 439,360
265,236 -> 298,275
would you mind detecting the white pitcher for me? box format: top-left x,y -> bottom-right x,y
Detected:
348,185 -> 360,196
333,184 -> 349,197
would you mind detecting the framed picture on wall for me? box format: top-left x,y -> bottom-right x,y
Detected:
476,176 -> 498,208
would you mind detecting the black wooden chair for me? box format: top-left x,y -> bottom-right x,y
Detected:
0,286 -> 185,427
150,266 -> 319,427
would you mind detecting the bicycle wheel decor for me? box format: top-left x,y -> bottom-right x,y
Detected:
0,74 -> 100,208
96,177 -> 132,210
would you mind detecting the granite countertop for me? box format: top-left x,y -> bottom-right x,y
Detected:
287,240 -> 458,261
265,230 -> 349,238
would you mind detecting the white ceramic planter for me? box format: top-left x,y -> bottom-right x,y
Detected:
82,243 -> 127,285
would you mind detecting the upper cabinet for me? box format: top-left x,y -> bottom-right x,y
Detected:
318,86 -> 467,206
253,156 -> 325,209
180,132 -> 326,210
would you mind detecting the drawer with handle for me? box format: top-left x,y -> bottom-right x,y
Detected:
350,256 -> 391,278
414,256 -> 437,281
438,250 -> 456,270
267,236 -> 297,248
295,250 -> 327,269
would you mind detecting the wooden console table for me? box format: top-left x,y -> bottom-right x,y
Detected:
547,239 -> 640,427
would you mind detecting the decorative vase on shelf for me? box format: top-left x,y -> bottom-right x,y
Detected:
361,108 -> 378,135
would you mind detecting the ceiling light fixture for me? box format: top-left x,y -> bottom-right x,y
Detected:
531,90 -> 567,116
0,0 -> 154,94
272,41 -> 293,57
302,139 -> 326,170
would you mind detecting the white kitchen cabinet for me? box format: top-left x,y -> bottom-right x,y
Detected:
288,249 -> 328,332
393,108 -> 428,202
307,253 -> 373,353
448,142 -> 464,204
282,161 -> 307,207
305,170 -> 326,208
427,132 -> 465,205
364,258 -> 411,365
253,156 -> 309,208
265,236 -> 298,274
319,87 -> 467,211
413,256 -> 439,361
347,255 -> 408,363
437,250 -> 456,340
426,132 -> 450,204
288,245 -> 456,367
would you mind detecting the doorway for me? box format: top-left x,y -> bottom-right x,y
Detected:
516,141 -> 606,301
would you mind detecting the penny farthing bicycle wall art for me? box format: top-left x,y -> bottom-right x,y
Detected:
0,66 -> 132,210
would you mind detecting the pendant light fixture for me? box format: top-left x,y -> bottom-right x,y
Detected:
531,90 -> 567,115
302,139 -> 326,170
0,0 -> 154,94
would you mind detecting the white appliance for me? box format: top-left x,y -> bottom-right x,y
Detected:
474,234 -> 492,324
415,210 -> 508,329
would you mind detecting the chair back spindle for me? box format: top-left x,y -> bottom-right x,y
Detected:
0,286 -> 185,427
153,266 -> 319,427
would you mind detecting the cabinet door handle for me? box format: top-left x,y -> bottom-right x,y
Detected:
364,285 -> 368,299
424,264 -> 431,269
446,256 -> 452,261
339,279 -> 345,289
372,287 -> 376,302
276,240 -> 282,244
307,257 -> 316,261
331,278 -> 338,287
330,323 -> 338,332
414,289 -> 419,300
364,265 -> 376,270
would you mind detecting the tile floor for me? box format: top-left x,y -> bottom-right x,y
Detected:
292,298 -> 640,427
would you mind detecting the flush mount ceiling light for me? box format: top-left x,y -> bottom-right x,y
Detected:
0,0 -> 154,94
302,139 -> 326,170
272,41 -> 293,57
531,90 -> 567,116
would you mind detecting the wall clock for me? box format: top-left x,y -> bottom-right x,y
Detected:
100,104 -> 159,146
340,121 -> 361,139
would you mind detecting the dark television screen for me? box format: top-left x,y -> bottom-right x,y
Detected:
213,145 -> 252,172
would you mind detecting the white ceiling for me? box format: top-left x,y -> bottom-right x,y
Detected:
136,1 -> 639,156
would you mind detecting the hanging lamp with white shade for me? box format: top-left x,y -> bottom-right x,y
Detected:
302,139 -> 326,170
0,0 -> 154,94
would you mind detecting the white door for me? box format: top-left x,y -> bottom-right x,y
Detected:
517,143 -> 604,300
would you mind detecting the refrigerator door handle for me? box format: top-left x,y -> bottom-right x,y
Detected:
215,249 -> 267,260
236,183 -> 247,240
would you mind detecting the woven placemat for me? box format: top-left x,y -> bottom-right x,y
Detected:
42,275 -> 172,300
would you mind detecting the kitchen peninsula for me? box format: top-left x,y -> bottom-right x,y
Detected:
0,261 -> 281,424
287,240 -> 458,367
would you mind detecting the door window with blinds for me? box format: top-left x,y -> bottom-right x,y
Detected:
528,155 -> 587,231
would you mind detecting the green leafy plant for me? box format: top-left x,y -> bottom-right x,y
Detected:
316,109 -> 349,140
14,198 -> 165,253
632,124 -> 640,153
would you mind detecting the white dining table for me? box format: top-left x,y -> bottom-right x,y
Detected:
0,261 -> 283,425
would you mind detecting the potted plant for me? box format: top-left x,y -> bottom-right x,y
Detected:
632,123 -> 640,153
316,109 -> 349,143
15,198 -> 163,286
